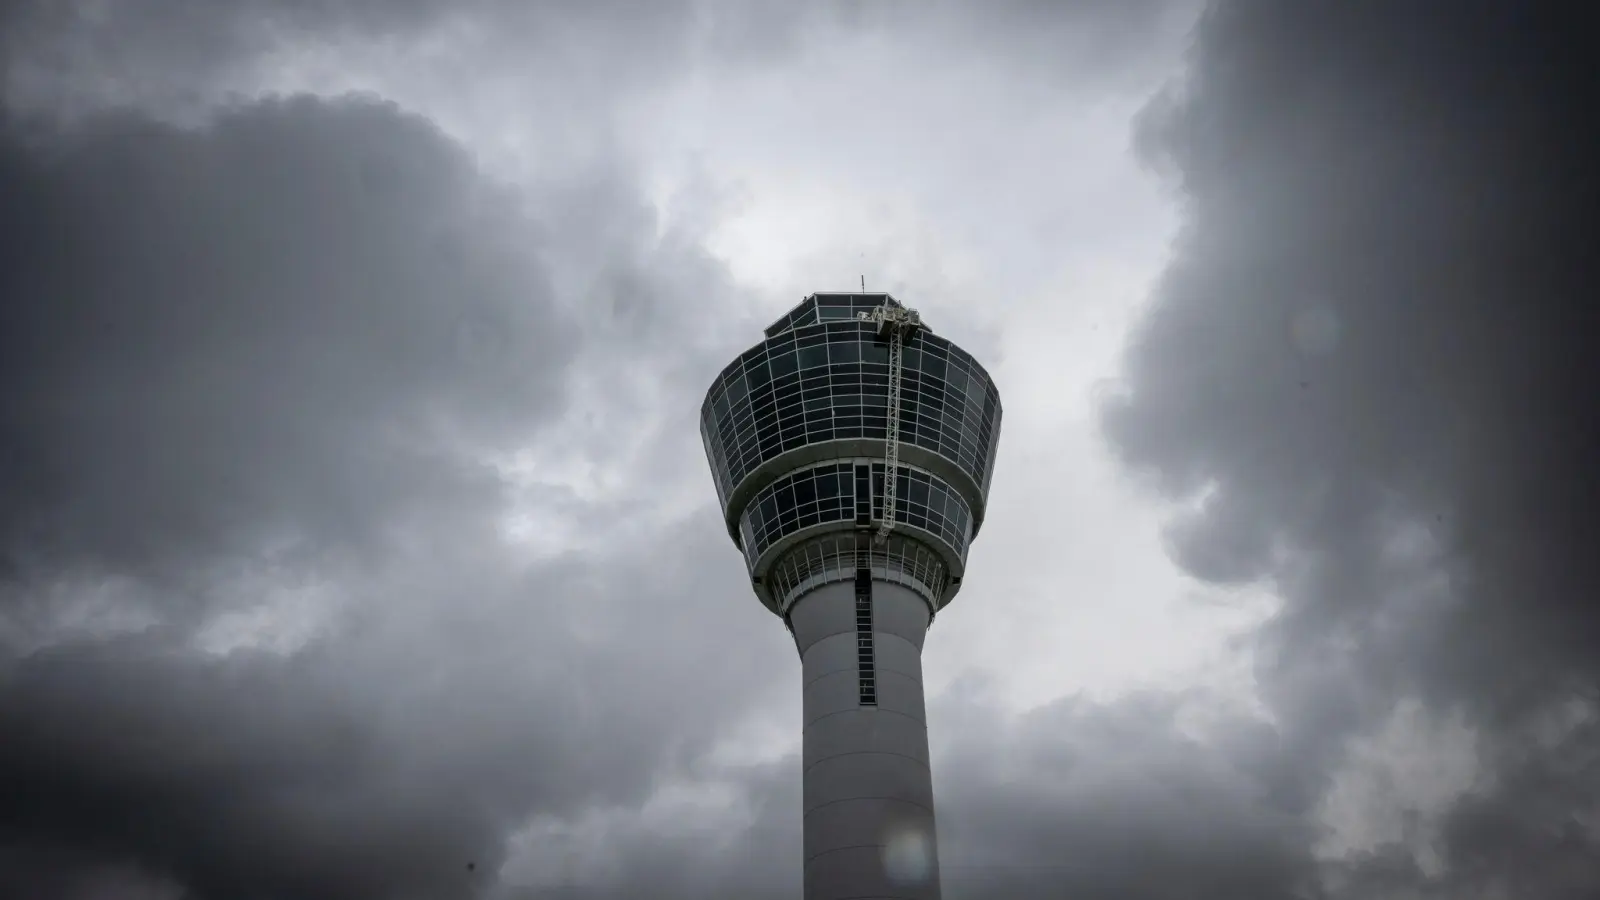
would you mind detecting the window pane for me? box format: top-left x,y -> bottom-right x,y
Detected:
793,476 -> 816,506
770,349 -> 798,378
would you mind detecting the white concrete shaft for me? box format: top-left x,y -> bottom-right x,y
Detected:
789,580 -> 942,900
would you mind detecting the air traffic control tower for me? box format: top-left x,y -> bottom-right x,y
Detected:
701,293 -> 1002,899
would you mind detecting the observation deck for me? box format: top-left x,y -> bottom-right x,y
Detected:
699,293 -> 1003,617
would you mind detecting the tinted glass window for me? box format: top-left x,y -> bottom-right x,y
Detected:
702,321 -> 1003,521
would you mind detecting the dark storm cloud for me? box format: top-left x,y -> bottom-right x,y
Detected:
0,94 -> 569,598
495,756 -> 803,900
1,1 -> 1499,899
1108,1 -> 1599,894
1,0 -> 1186,123
0,86 -> 800,898
2,0 -> 702,115
491,686 -> 1318,900
0,512 -> 788,900
934,687 -> 1315,899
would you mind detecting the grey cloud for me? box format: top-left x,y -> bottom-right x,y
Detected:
1,1 -> 686,75
1107,1 -> 1599,895
934,687 -> 1315,899
697,0 -> 1191,88
496,756 -> 803,900
0,513 -> 789,900
495,686 -> 1318,900
0,87 -> 796,898
8,1 -> 1540,898
2,0 -> 1189,123
892,0 -> 1192,84
0,94 -> 571,601
2,0 -> 705,125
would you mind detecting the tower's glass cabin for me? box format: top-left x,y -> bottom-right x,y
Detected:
700,293 -> 1003,618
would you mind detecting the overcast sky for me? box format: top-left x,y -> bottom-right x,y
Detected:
1,2 -> 1595,898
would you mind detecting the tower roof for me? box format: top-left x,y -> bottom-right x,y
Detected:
762,292 -> 909,338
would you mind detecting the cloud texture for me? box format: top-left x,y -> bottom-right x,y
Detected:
1109,2 -> 1600,895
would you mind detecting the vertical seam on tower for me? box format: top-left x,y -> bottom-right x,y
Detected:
855,544 -> 877,707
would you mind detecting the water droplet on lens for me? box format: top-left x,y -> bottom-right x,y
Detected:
883,827 -> 933,885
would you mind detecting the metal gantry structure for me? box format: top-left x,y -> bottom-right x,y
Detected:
860,302 -> 924,543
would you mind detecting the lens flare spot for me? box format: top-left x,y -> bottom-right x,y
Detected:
882,827 -> 934,885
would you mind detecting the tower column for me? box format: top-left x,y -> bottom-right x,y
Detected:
789,579 -> 942,900
702,293 -> 1002,898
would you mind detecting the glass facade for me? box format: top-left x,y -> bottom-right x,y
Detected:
702,297 -> 1002,614
763,293 -> 906,338
737,460 -> 973,573
765,532 -> 949,614
700,319 -> 1003,518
